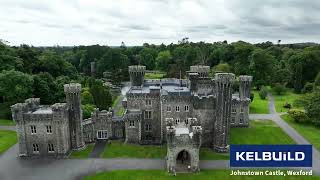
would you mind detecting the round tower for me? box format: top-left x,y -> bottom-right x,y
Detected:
214,73 -> 235,152
129,65 -> 146,86
64,83 -> 85,150
239,75 -> 253,100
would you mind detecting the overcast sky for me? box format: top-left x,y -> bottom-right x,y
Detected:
0,0 -> 319,46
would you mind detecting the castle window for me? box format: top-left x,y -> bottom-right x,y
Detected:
144,110 -> 152,119
31,125 -> 36,134
145,124 -> 152,132
129,121 -> 135,127
239,118 -> 244,124
240,107 -> 244,113
232,106 -> 236,113
184,105 -> 189,112
32,144 -> 39,153
231,117 -> 235,124
166,106 -> 171,112
48,143 -> 54,153
185,118 -> 189,124
145,99 -> 152,106
175,118 -> 180,124
176,106 -> 180,112
46,125 -> 52,134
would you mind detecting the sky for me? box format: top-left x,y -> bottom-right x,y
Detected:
0,0 -> 319,46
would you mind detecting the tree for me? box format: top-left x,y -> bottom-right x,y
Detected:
155,50 -> 172,71
305,90 -> 320,127
315,72 -> 320,86
211,63 -> 231,74
89,80 -> 112,110
33,72 -> 58,104
0,70 -> 33,102
232,41 -> 254,75
82,104 -> 95,119
259,86 -> 268,100
81,87 -> 94,105
139,48 -> 157,69
273,83 -> 286,95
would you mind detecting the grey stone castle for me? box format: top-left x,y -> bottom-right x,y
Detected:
11,65 -> 252,173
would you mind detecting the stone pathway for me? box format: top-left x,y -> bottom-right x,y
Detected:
89,140 -> 107,158
0,126 -> 15,131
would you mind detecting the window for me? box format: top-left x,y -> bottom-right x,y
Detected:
239,118 -> 244,124
48,143 -> 54,153
33,144 -> 39,153
166,106 -> 171,112
146,99 -> 152,106
97,130 -> 108,139
31,125 -> 36,134
184,105 -> 189,112
176,106 -> 180,112
231,117 -> 235,124
185,118 -> 189,124
145,124 -> 152,132
240,107 -> 244,113
232,107 -> 236,113
129,121 -> 135,127
46,125 -> 52,134
175,118 -> 180,124
144,110 -> 152,119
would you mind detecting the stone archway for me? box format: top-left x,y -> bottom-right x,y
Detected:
175,150 -> 191,172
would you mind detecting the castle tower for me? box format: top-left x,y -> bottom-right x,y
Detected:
64,83 -> 85,150
129,65 -> 146,86
189,65 -> 210,78
213,73 -> 235,152
239,75 -> 253,100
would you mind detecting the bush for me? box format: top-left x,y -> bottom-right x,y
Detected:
305,90 -> 320,127
82,104 -> 96,119
283,102 -> 292,109
250,92 -> 254,102
288,109 -> 309,123
273,83 -> 286,95
259,86 -> 268,100
302,82 -> 314,94
315,72 -> 320,86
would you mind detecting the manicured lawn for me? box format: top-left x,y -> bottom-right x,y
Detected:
269,89 -> 303,113
0,119 -> 16,126
0,130 -> 17,154
249,90 -> 269,114
101,141 -> 167,159
281,114 -> 320,150
70,143 -> 94,158
230,120 -> 295,144
84,169 -> 319,180
145,72 -> 166,79
200,148 -> 229,160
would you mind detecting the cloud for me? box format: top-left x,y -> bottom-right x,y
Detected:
0,0 -> 319,46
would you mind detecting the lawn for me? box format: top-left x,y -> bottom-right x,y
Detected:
249,90 -> 269,114
116,106 -> 125,117
0,130 -> 17,154
70,143 -> 94,158
230,120 -> 295,144
101,141 -> 167,159
112,96 -> 121,108
281,114 -> 320,150
269,89 -> 303,113
199,148 -> 229,160
84,169 -> 319,180
145,72 -> 166,79
0,119 -> 16,126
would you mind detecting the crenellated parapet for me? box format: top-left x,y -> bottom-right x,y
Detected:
129,65 -> 146,86
239,75 -> 253,100
64,83 -> 81,94
189,65 -> 210,77
215,73 -> 235,85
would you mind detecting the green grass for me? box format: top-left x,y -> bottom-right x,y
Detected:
145,72 -> 166,79
269,89 -> 303,113
116,107 -> 125,116
230,120 -> 295,144
249,90 -> 269,114
84,169 -> 319,180
101,141 -> 167,159
0,119 -> 16,126
0,130 -> 17,154
112,96 -> 121,108
200,148 -> 229,160
281,114 -> 320,150
70,143 -> 94,158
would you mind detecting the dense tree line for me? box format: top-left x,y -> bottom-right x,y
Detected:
0,39 -> 319,119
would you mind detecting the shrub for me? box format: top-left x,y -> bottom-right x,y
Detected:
302,82 -> 314,94
259,86 -> 268,100
305,90 -> 320,127
82,104 -> 96,119
250,92 -> 254,102
283,102 -> 292,109
315,72 -> 320,86
288,109 -> 309,123
273,83 -> 286,95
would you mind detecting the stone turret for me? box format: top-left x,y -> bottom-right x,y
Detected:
129,65 -> 146,86
189,65 -> 210,77
213,73 -> 235,152
64,83 -> 85,150
239,75 -> 253,100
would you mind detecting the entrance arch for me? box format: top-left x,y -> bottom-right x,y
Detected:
176,150 -> 191,172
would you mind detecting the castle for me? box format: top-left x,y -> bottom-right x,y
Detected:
11,65 -> 252,173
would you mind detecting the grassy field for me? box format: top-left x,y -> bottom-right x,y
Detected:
0,119 -> 16,126
101,141 -> 167,159
70,143 -> 94,158
269,89 -> 303,113
145,72 -> 166,79
281,114 -> 320,150
0,130 -> 17,154
199,148 -> 229,160
230,120 -> 295,144
249,90 -> 269,114
84,169 -> 319,180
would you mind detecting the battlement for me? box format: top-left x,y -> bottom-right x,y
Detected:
189,65 -> 210,77
11,103 -> 28,113
214,73 -> 235,84
51,103 -> 67,111
129,65 -> 146,73
64,83 -> 81,94
239,75 -> 253,82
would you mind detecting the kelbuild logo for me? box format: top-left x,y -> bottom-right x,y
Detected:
230,145 -> 312,167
